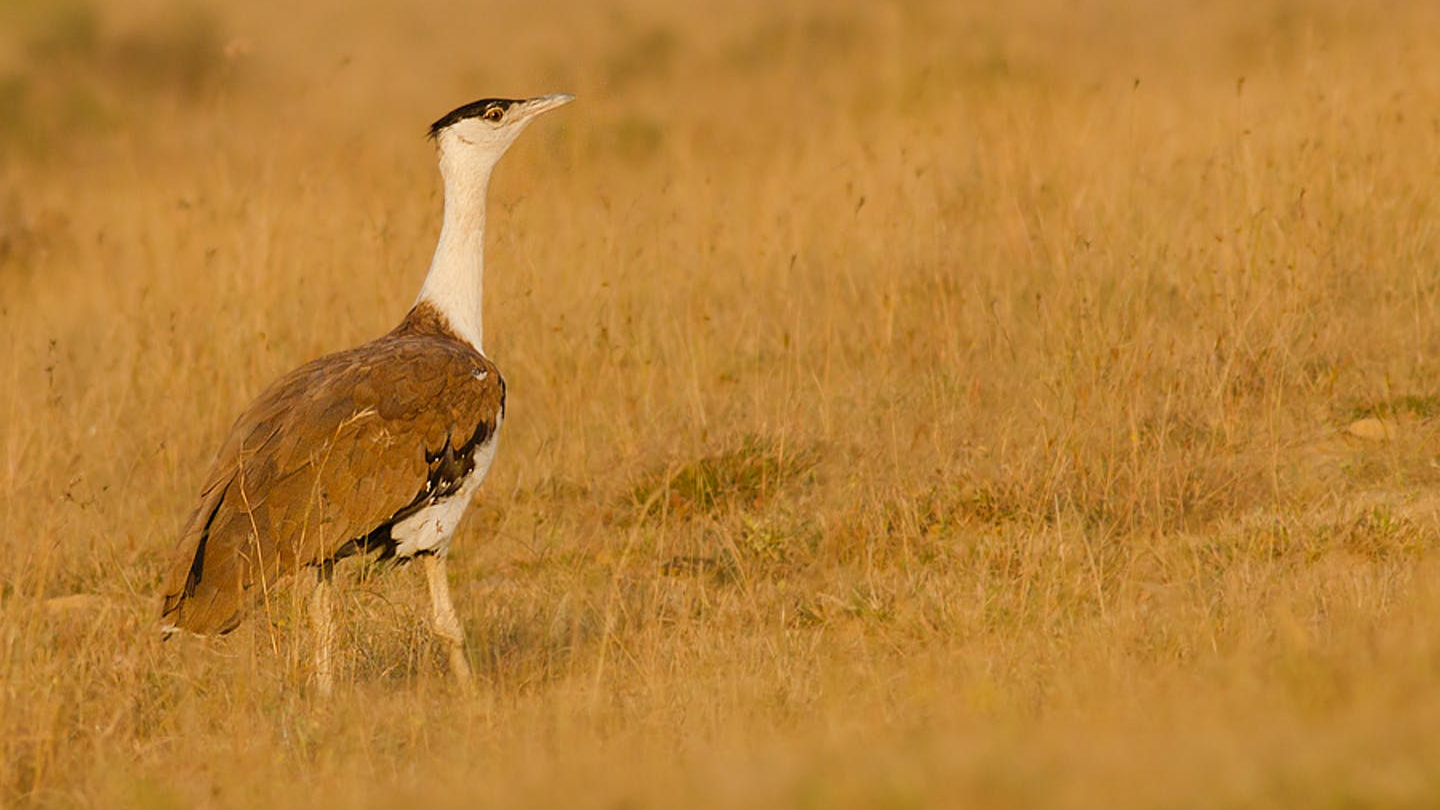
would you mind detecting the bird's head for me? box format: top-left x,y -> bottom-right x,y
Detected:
429,93 -> 574,180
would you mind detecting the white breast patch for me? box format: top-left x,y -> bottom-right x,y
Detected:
390,421 -> 501,559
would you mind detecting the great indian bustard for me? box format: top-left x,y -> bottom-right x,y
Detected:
159,93 -> 574,694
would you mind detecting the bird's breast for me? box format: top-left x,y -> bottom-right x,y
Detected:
390,416 -> 502,559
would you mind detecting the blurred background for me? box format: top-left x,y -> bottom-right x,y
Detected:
5,0 -> 1440,807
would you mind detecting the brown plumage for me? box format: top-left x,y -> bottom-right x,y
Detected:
159,93 -> 573,694
159,302 -> 504,635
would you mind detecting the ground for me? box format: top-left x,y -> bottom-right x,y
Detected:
4,0 -> 1440,807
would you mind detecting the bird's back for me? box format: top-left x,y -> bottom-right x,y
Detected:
159,303 -> 505,635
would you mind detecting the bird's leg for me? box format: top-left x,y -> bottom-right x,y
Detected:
420,552 -> 474,695
310,561 -> 336,697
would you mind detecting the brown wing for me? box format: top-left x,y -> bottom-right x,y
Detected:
159,325 -> 504,635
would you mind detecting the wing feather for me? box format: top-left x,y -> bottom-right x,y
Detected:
159,328 -> 504,635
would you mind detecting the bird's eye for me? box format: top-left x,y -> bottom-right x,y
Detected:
482,107 -> 504,122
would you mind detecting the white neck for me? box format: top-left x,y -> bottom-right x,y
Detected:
415,146 -> 499,353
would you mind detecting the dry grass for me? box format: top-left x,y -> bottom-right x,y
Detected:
5,0 -> 1440,806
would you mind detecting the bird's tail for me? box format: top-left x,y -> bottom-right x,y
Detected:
158,561 -> 246,637
158,485 -> 249,637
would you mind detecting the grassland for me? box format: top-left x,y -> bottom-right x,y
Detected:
4,0 -> 1440,806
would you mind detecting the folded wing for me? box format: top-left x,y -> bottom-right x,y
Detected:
159,326 -> 504,635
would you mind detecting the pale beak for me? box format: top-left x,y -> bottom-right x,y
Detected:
514,93 -> 575,122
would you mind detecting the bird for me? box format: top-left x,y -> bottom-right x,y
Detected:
158,93 -> 575,694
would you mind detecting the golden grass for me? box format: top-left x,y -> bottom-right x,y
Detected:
5,0 -> 1440,806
